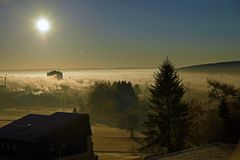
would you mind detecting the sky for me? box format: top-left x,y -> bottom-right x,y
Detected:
0,0 -> 240,70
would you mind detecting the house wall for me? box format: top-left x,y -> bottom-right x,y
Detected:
0,139 -> 36,160
53,152 -> 89,160
35,120 -> 93,160
52,136 -> 93,160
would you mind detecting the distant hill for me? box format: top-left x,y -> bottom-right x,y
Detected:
179,61 -> 240,74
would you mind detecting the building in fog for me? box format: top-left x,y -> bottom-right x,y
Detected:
47,70 -> 63,80
0,112 -> 95,160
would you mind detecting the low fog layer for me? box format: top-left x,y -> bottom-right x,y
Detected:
1,69 -> 240,92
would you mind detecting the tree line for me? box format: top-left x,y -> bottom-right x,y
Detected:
86,80 -> 143,137
86,58 -> 240,155
140,58 -> 240,154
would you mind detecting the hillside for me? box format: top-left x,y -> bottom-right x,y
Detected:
145,143 -> 236,160
179,61 -> 240,74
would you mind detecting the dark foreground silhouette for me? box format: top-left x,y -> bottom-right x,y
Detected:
0,112 -> 97,160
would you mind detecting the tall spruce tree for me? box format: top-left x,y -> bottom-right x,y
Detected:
141,58 -> 191,154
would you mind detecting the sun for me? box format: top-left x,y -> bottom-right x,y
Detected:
36,18 -> 50,33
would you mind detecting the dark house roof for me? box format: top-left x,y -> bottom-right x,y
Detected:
47,70 -> 63,80
0,112 -> 92,142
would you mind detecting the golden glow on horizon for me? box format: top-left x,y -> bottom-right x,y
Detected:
35,18 -> 50,33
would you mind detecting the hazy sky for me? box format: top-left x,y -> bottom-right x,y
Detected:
0,0 -> 240,70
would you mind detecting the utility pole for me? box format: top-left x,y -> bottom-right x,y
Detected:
4,76 -> 7,86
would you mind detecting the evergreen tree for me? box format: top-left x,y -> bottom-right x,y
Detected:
207,79 -> 238,121
112,81 -> 138,111
141,58 -> 191,154
207,79 -> 239,143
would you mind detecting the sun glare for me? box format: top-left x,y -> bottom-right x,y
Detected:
36,18 -> 50,33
